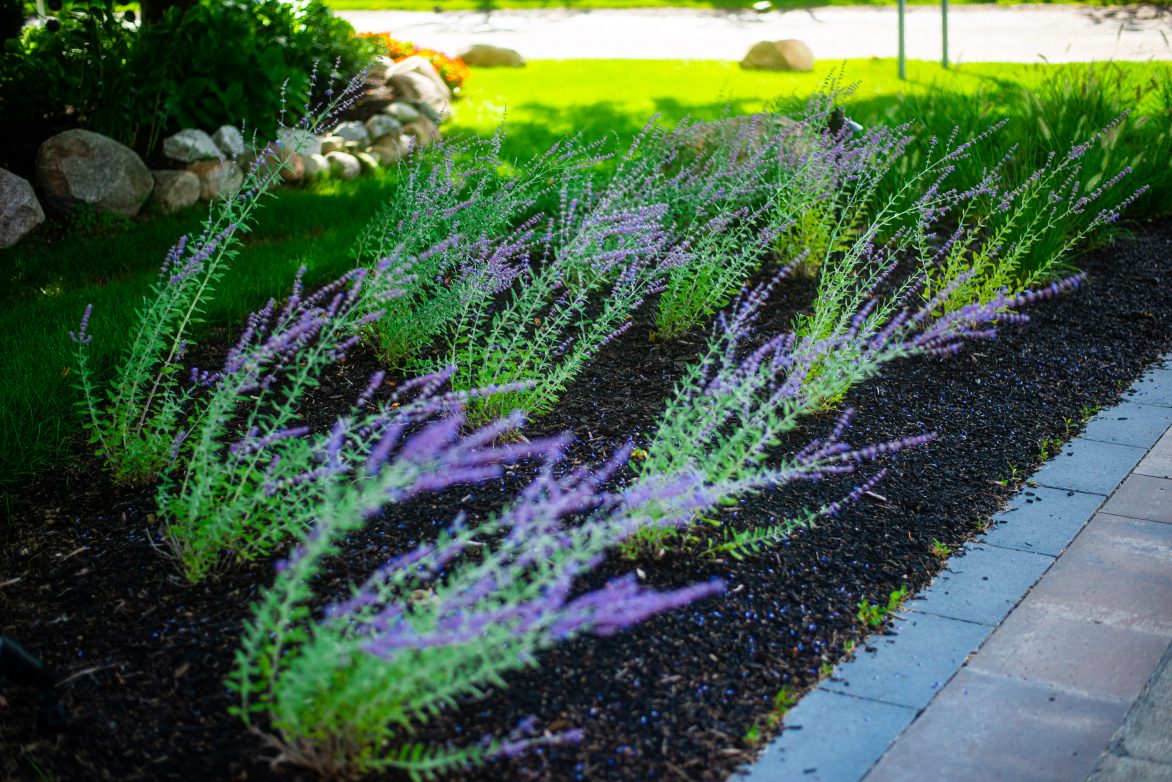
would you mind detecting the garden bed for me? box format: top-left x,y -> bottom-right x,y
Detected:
1,216 -> 1170,781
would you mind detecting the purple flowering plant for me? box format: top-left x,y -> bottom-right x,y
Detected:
155,260 -> 405,583
353,129 -> 609,367
229,379 -> 725,779
631,262 -> 1083,558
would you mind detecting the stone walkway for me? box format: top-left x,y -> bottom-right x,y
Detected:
339,5 -> 1172,63
741,355 -> 1172,781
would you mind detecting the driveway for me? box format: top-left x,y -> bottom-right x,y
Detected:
339,4 -> 1171,63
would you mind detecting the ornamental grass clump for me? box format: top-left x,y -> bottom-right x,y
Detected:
921,113 -> 1148,309
230,383 -> 723,779
70,76 -> 363,486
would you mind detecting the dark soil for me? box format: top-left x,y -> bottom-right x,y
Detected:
2,219 -> 1171,782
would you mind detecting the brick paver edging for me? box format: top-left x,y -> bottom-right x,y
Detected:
738,355 -> 1172,782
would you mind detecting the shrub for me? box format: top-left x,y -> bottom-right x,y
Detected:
631,267 -> 1083,558
0,1 -> 147,156
0,0 -> 375,161
134,0 -> 377,146
353,131 -> 606,368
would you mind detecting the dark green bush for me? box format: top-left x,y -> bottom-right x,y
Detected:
0,2 -> 146,150
0,0 -> 376,165
134,0 -> 377,143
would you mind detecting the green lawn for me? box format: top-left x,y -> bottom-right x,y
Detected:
2,58 -> 1169,489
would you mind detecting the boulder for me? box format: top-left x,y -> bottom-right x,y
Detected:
302,153 -> 330,179
163,128 -> 222,162
367,55 -> 394,84
149,170 -> 200,214
278,152 -> 305,184
320,135 -> 346,155
355,152 -> 379,176
186,159 -> 244,200
386,102 -> 421,124
36,129 -> 154,217
239,146 -> 304,185
740,39 -> 814,72
0,168 -> 45,249
386,56 -> 452,120
369,134 -> 413,165
333,121 -> 371,146
458,44 -> 524,68
402,117 -> 441,148
277,127 -> 323,157
325,151 -> 360,181
211,125 -> 246,157
365,114 -> 402,142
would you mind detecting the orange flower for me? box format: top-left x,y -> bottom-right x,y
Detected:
357,32 -> 470,93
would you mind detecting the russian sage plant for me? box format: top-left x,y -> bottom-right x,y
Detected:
70,76 -> 363,485
230,385 -> 722,779
155,262 -> 401,583
354,130 -> 607,366
424,191 -> 673,424
633,268 -> 1083,557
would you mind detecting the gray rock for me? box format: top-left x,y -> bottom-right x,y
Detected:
277,128 -> 323,157
355,151 -> 379,175
458,44 -> 525,68
333,121 -> 371,146
186,159 -> 244,200
163,128 -> 222,163
386,102 -> 421,124
149,170 -> 200,214
740,39 -> 814,72
364,114 -> 403,142
302,153 -> 330,179
386,56 -> 452,120
211,125 -> 246,156
320,135 -> 346,155
402,117 -> 441,148
368,134 -> 412,165
325,151 -> 360,181
36,129 -> 154,217
367,55 -> 393,84
0,168 -> 45,249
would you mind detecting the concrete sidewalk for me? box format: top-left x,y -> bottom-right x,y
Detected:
339,5 -> 1172,63
740,356 -> 1172,781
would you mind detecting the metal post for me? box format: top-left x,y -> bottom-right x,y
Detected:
942,0 -> 950,69
898,0 -> 907,80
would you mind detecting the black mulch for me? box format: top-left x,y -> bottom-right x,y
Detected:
2,219 -> 1170,781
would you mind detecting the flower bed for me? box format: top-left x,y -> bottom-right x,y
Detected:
1,85 -> 1168,780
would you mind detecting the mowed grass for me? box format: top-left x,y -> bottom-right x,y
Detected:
2,58 -> 1169,489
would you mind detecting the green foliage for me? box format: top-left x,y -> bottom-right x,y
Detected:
0,1 -> 148,147
155,266 -> 392,583
0,0 -> 375,158
353,130 -> 604,368
857,585 -> 907,627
